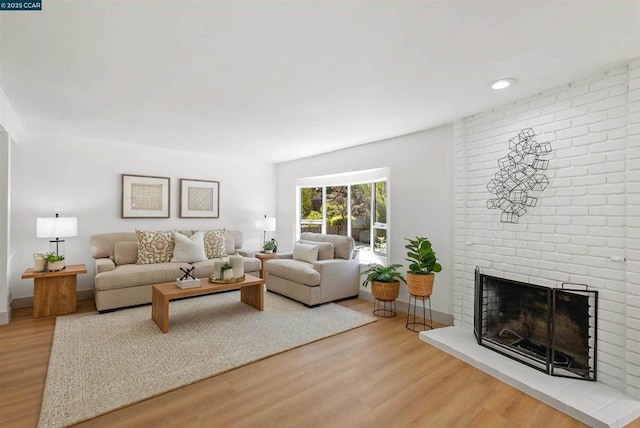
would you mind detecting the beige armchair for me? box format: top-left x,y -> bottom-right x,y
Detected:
264,232 -> 360,307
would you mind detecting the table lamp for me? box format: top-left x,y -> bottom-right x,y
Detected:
254,215 -> 276,248
36,213 -> 78,256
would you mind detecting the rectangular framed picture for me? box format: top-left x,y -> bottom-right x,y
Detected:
121,174 -> 170,218
179,178 -> 220,218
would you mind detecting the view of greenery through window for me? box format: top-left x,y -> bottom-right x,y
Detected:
299,181 -> 387,257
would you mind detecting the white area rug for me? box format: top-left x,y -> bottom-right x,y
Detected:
38,291 -> 375,428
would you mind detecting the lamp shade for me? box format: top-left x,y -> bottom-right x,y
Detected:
254,217 -> 276,232
37,216 -> 78,238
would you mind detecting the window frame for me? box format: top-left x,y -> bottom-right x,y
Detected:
296,168 -> 390,264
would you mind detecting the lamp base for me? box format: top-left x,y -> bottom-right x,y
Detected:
49,239 -> 66,257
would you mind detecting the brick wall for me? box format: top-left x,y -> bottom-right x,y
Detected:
454,59 -> 639,398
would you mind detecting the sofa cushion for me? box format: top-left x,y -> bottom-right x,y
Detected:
293,242 -> 319,263
223,230 -> 236,254
136,230 -> 175,264
171,231 -> 207,263
299,239 -> 334,260
114,241 -> 138,266
90,232 -> 137,259
95,262 -> 192,291
300,232 -> 354,260
201,229 -> 226,259
265,259 -> 321,286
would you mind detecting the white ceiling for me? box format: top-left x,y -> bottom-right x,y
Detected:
1,1 -> 639,163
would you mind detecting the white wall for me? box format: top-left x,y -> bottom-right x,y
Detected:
9,135 -> 276,300
276,125 -> 455,318
0,85 -> 20,324
0,130 -> 10,324
454,59 -> 639,398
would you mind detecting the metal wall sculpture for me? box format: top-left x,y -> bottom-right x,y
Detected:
486,128 -> 552,223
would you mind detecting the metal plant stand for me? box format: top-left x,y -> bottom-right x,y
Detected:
373,298 -> 396,318
406,294 -> 433,332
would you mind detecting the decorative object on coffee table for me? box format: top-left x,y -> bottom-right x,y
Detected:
176,267 -> 201,289
220,263 -> 233,279
229,250 -> 244,278
404,236 -> 441,331
361,263 -> 406,318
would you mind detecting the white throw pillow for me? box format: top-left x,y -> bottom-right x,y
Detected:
171,231 -> 207,263
293,242 -> 319,264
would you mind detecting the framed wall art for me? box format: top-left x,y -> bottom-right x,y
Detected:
179,178 -> 220,218
121,174 -> 170,218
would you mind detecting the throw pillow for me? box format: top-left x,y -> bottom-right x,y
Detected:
136,230 -> 175,264
201,229 -> 227,259
171,231 -> 207,263
299,239 -> 334,260
293,242 -> 319,264
114,241 -> 138,266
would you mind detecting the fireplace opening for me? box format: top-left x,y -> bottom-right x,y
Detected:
474,268 -> 597,381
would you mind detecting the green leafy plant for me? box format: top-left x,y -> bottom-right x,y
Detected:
44,252 -> 65,263
263,239 -> 277,252
405,237 -> 442,275
361,264 -> 406,287
219,263 -> 232,277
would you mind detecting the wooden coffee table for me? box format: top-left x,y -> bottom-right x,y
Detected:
151,274 -> 264,333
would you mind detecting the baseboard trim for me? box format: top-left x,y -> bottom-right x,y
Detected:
358,289 -> 454,326
11,289 -> 95,309
0,309 -> 10,325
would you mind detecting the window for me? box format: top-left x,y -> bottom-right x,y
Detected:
300,187 -> 323,234
296,169 -> 389,263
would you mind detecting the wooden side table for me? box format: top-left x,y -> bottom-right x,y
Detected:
254,252 -> 276,278
22,264 -> 88,318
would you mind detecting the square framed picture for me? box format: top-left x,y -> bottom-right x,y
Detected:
121,174 -> 170,218
179,178 -> 220,218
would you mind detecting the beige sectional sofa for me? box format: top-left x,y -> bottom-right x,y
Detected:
90,229 -> 260,312
264,232 -> 360,307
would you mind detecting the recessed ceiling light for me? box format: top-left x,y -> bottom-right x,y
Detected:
490,78 -> 518,90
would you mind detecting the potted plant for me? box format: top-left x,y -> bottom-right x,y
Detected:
361,263 -> 406,302
220,263 -> 233,280
262,239 -> 277,254
404,236 -> 442,297
44,252 -> 65,272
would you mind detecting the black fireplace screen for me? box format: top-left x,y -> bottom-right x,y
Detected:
474,268 -> 597,381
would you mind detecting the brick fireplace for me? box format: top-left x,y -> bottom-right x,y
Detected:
452,59 -> 639,401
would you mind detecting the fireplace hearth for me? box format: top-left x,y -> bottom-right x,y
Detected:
474,268 -> 597,381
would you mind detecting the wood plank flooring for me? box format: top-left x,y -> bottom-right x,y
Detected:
1,297 -> 638,427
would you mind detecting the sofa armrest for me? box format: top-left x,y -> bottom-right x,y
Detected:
275,252 -> 293,259
94,258 -> 115,274
237,250 -> 255,257
312,259 -> 360,299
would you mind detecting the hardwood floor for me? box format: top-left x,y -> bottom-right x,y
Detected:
1,298 -> 637,428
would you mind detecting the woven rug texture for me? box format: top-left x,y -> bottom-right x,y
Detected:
38,291 -> 375,428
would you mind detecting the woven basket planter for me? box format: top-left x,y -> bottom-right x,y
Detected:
371,280 -> 401,301
406,273 -> 435,297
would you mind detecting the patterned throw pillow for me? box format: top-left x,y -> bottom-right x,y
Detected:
201,229 -> 226,259
136,230 -> 175,264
